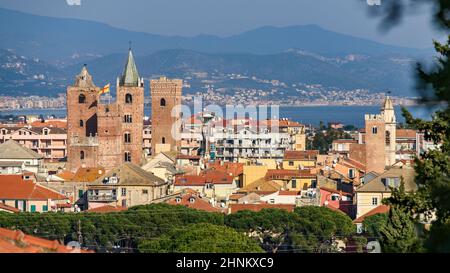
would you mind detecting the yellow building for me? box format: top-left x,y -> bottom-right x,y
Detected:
265,169 -> 317,191
87,163 -> 169,209
355,167 -> 416,218
242,165 -> 268,187
283,150 -> 319,170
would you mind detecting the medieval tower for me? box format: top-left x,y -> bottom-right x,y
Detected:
150,77 -> 183,155
67,49 -> 144,172
363,95 -> 397,174
66,66 -> 100,172
381,96 -> 396,167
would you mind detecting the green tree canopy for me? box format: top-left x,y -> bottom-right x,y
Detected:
138,223 -> 263,253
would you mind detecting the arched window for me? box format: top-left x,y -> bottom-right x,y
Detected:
78,94 -> 86,104
124,132 -> 131,143
79,120 -> 84,127
80,151 -> 85,160
372,126 -> 378,134
160,98 -> 166,107
385,131 -> 391,144
125,93 -> 133,104
162,137 -> 166,144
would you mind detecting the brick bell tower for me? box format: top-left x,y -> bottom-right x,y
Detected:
150,77 -> 183,155
66,65 -> 100,172
116,49 -> 144,166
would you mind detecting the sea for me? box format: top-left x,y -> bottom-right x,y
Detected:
0,105 -> 440,128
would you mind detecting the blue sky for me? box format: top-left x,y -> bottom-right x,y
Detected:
0,0 -> 444,48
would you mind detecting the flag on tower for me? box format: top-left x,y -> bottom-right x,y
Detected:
99,83 -> 110,95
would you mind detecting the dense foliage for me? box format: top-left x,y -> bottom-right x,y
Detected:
226,206 -> 355,253
0,204 -> 357,253
139,223 -> 263,253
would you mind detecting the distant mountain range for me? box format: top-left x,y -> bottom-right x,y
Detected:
64,49 -> 417,96
0,8 -> 430,97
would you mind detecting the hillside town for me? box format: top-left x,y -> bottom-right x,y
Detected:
0,49 -> 441,253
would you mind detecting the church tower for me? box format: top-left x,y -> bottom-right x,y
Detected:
381,95 -> 396,167
150,77 -> 183,155
66,65 -> 100,172
116,49 -> 144,166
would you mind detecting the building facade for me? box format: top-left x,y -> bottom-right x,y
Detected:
66,49 -> 144,172
150,77 -> 183,155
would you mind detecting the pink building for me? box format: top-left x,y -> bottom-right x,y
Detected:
0,125 -> 67,160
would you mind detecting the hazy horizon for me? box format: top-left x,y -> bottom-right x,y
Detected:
0,0 -> 445,49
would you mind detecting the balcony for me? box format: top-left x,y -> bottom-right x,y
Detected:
88,194 -> 118,202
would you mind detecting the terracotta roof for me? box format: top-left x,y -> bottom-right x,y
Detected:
167,194 -> 221,212
29,120 -> 67,129
284,150 -> 319,160
0,203 -> 20,213
174,170 -> 234,186
340,158 -> 366,171
0,227 -> 92,253
353,205 -> 390,223
320,187 -> 353,197
207,161 -> 244,177
0,140 -> 43,159
239,178 -> 282,193
177,154 -> 201,160
396,129 -> 417,139
228,193 -> 245,200
266,169 -> 316,180
229,203 -> 295,213
54,170 -> 75,181
85,205 -> 128,213
71,167 -> 105,182
0,175 -> 68,201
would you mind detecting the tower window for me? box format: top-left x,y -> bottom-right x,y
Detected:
123,115 -> 132,123
385,131 -> 391,144
79,120 -> 84,127
125,94 -> 133,103
160,98 -> 166,107
124,151 -> 131,162
372,126 -> 378,134
124,133 -> 131,143
162,137 -> 166,144
80,151 -> 85,160
78,94 -> 86,104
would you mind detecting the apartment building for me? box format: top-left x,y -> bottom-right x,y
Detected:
0,125 -> 67,160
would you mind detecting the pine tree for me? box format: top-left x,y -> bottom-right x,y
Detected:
379,207 -> 423,253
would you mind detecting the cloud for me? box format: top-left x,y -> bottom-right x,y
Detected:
66,0 -> 81,6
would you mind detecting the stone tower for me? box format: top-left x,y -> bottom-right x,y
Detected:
381,96 -> 396,167
364,113 -> 386,174
66,65 -> 100,172
150,77 -> 183,155
117,49 -> 144,166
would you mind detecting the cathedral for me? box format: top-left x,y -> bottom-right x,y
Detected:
66,49 -> 181,172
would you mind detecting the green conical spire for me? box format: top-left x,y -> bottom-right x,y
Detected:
120,48 -> 140,87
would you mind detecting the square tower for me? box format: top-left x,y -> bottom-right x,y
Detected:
66,66 -> 100,172
364,114 -> 386,174
116,49 -> 145,166
150,77 -> 182,155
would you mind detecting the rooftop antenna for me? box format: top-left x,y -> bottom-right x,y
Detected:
129,41 -> 132,50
